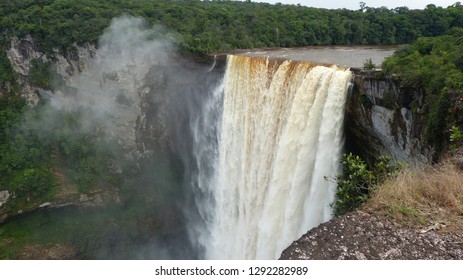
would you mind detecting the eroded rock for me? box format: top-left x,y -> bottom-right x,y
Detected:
346,71 -> 430,166
280,212 -> 463,260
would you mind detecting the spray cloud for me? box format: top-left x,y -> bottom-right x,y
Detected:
18,16 -> 219,259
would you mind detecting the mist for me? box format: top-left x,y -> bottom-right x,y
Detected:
49,16 -> 174,152
17,16 -> 223,259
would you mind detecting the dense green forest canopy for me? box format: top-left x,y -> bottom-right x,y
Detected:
1,0 -> 463,54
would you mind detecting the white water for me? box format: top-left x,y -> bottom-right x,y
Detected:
200,55 -> 352,260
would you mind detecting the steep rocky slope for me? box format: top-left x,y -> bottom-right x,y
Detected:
346,69 -> 430,166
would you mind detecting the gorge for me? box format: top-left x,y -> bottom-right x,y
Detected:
0,18 -> 431,260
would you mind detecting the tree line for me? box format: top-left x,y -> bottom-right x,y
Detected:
1,0 -> 463,55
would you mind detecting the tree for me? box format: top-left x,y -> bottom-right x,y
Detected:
360,1 -> 367,12
363,58 -> 376,70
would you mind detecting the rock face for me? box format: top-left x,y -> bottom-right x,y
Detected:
1,36 -> 118,222
0,34 -> 207,226
280,212 -> 463,260
0,35 -> 152,222
346,70 -> 430,166
136,66 -> 172,156
6,35 -> 96,104
0,191 -> 10,208
7,35 -> 94,80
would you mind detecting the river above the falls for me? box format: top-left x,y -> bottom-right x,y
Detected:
213,45 -> 401,69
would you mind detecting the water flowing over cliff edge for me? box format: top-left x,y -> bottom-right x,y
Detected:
192,55 -> 352,259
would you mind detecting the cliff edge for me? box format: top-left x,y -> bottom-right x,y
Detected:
280,211 -> 463,260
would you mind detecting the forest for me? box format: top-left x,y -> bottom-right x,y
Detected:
1,0 -> 463,259
1,0 -> 463,55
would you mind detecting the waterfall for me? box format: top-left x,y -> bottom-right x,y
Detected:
193,55 -> 352,260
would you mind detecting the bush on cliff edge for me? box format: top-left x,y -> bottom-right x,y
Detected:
331,153 -> 401,216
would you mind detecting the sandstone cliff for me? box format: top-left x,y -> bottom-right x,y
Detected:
1,35 -> 151,222
346,70 -> 430,166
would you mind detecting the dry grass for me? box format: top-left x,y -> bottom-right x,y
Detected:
364,160 -> 463,232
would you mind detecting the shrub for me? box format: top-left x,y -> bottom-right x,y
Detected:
424,90 -> 451,154
449,125 -> 463,150
331,153 -> 401,216
363,58 -> 376,70
28,59 -> 53,89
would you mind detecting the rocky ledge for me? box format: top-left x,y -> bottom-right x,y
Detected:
280,212 -> 463,260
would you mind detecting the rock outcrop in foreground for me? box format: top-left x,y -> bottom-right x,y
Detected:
280,212 -> 463,260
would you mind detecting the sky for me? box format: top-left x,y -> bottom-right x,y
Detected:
255,0 -> 460,10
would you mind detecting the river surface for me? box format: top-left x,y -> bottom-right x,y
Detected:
216,45 -> 401,68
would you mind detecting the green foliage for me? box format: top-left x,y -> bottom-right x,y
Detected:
382,27 -> 463,153
331,153 -> 373,216
0,94 -> 127,212
383,89 -> 397,110
359,94 -> 373,110
449,125 -> 463,150
331,153 -> 401,216
424,90 -> 451,153
0,94 -> 55,205
28,59 -> 52,89
1,0 -> 463,56
10,167 -> 55,199
363,58 -> 376,70
373,155 -> 403,181
0,51 -> 17,87
32,105 -> 127,193
382,30 -> 463,94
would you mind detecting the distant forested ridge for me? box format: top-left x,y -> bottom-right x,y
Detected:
1,0 -> 463,55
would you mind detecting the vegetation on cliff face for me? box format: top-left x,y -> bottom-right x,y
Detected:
0,95 -> 127,214
28,59 -> 53,90
0,92 -> 185,259
331,153 -> 401,216
382,27 -> 463,154
334,28 -> 463,224
0,51 -> 17,87
336,28 -> 463,217
0,96 -> 55,208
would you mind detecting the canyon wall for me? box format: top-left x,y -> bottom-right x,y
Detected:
346,69 -> 430,166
